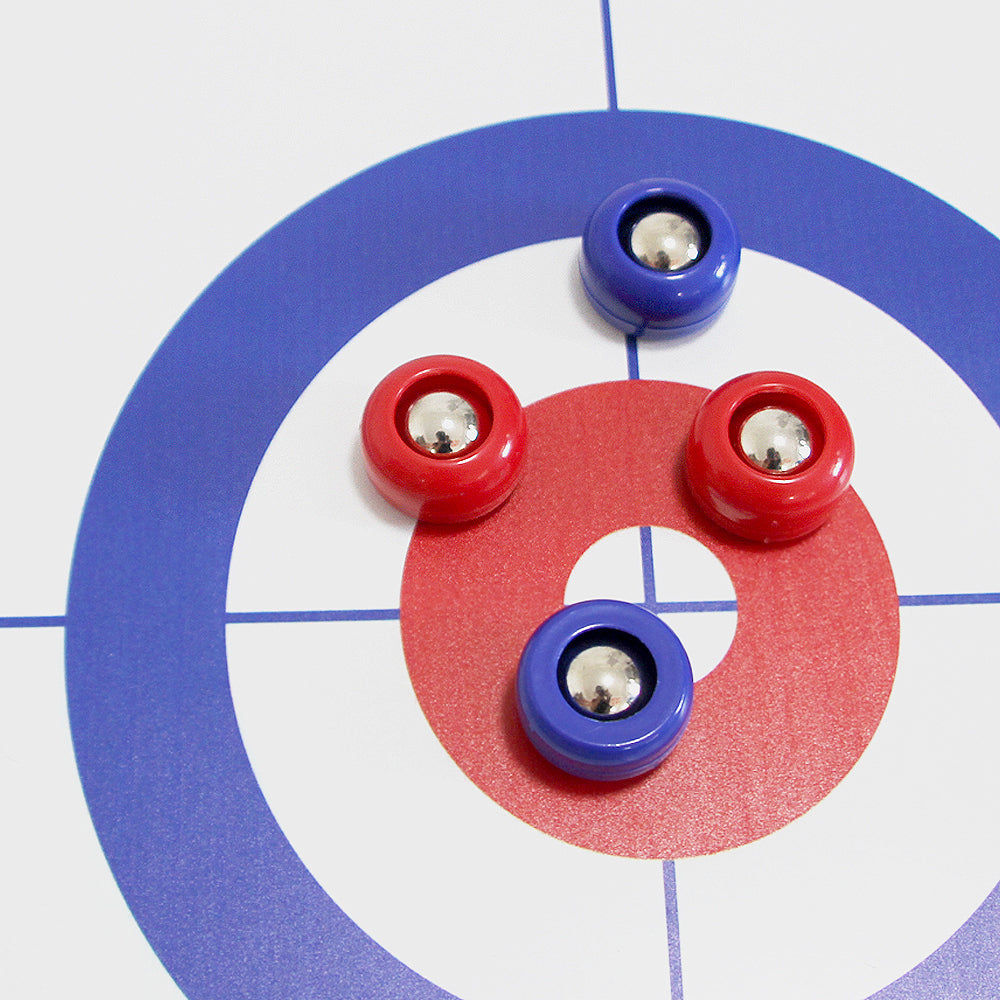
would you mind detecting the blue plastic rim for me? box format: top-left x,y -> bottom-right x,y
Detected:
579,177 -> 741,336
516,600 -> 694,781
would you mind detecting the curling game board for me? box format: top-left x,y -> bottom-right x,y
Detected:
5,3 -> 1000,998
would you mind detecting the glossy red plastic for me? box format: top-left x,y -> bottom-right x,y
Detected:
361,355 -> 528,523
685,371 -> 855,542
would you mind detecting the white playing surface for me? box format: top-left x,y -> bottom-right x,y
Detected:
226,242 -> 1000,1000
5,3 -> 1000,998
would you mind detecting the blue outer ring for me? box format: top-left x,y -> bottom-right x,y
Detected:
65,111 -> 1000,999
579,177 -> 741,336
517,600 -> 693,781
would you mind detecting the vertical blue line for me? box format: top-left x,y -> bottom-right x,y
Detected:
600,0 -> 619,111
626,332 -> 640,379
663,860 -> 685,1000
639,524 -> 657,607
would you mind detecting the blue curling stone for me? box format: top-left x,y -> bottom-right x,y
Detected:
516,600 -> 694,781
579,178 -> 740,337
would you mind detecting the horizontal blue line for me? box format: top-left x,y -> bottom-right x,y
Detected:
225,608 -> 401,624
0,615 -> 66,628
4,593 -> 1000,631
898,593 -> 1000,607
645,600 -> 739,614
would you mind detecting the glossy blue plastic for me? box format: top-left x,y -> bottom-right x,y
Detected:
516,600 -> 694,781
579,178 -> 740,337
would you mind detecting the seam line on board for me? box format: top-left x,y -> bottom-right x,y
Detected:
663,860 -> 685,1000
601,0 -> 619,111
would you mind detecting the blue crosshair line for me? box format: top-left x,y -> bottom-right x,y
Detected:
6,592 -> 999,630
600,0 -> 618,112
9,593 -> 994,629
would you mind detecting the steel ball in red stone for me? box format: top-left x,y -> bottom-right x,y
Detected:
361,355 -> 528,523
685,371 -> 855,543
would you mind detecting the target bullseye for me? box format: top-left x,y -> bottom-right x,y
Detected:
685,371 -> 855,543
579,178 -> 740,336
361,355 -> 527,522
516,600 -> 693,781
402,379 -> 898,858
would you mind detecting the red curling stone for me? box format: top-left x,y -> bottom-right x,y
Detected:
685,371 -> 855,543
361,355 -> 528,523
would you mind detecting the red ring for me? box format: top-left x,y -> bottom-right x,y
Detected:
400,380 -> 897,859
685,371 -> 855,542
361,355 -> 528,523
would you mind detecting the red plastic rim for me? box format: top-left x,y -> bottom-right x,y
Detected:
685,371 -> 855,542
361,355 -> 528,523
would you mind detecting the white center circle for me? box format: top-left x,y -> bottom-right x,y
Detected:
563,526 -> 737,683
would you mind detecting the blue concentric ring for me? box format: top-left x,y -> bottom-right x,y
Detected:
65,110 -> 1000,1000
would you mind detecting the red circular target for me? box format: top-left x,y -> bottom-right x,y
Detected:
401,380 -> 899,859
